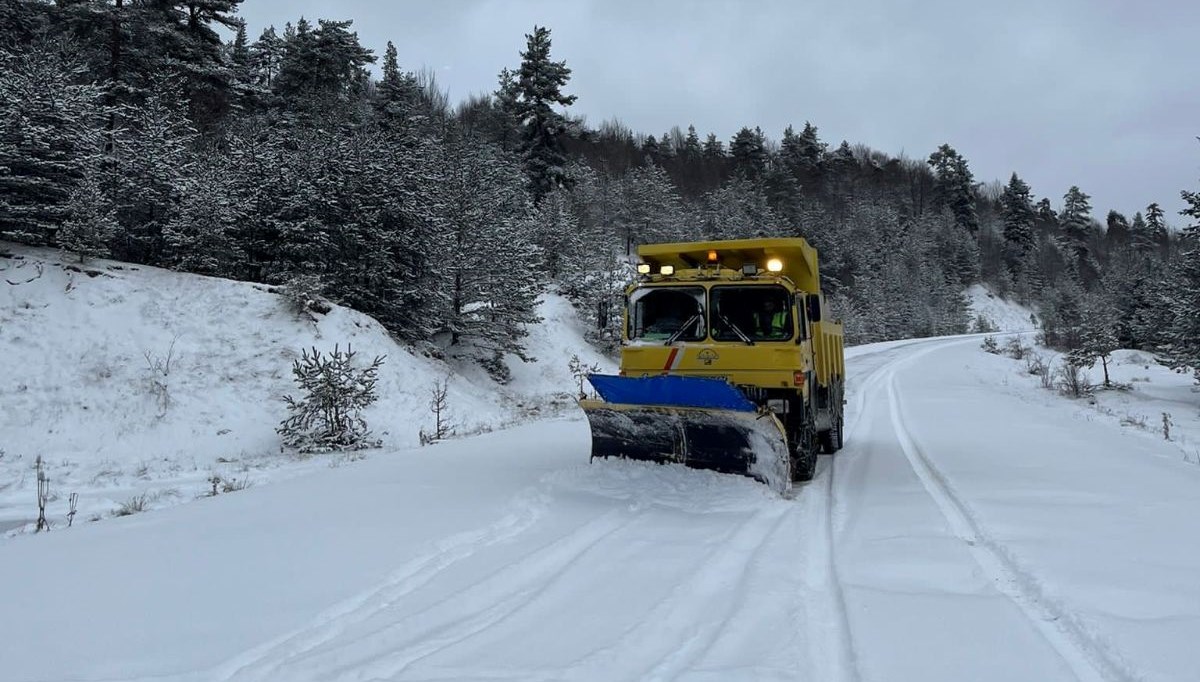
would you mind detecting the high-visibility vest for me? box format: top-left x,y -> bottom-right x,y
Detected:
755,310 -> 787,333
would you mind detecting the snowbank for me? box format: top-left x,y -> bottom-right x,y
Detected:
0,245 -> 613,531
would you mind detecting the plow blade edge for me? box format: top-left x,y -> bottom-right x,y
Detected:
580,375 -> 791,493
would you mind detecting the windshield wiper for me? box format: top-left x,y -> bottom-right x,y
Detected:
719,314 -> 755,345
665,314 -> 702,345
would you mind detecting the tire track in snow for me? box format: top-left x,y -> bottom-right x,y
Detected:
316,506 -> 646,682
884,345 -> 1139,682
556,502 -> 793,682
209,486 -> 553,682
803,338 -> 941,682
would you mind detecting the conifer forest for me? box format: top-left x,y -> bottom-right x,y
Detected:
2,0 -> 1198,381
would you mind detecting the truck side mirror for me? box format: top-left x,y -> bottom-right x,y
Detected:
806,294 -> 822,323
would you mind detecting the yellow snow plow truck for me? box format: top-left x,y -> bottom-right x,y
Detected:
580,237 -> 845,492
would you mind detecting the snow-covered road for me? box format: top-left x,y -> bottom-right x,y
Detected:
3,336 -> 1198,681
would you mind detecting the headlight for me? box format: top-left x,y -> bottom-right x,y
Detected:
766,258 -> 783,273
660,265 -> 675,276
636,263 -> 651,274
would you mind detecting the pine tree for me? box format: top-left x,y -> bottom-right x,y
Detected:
108,78 -> 197,264
780,121 -> 824,187
376,40 -> 419,124
249,26 -> 284,89
1000,173 -> 1035,274
701,132 -> 725,159
59,169 -> 119,262
1130,211 -> 1154,255
163,154 -> 242,275
927,143 -> 978,234
1146,202 -> 1169,258
274,18 -> 374,109
1059,185 -> 1095,281
0,39 -> 107,246
1105,210 -> 1130,248
682,125 -> 702,160
730,126 -> 767,181
613,164 -> 687,252
1067,292 -> 1120,387
1160,182 -> 1200,382
513,26 -> 577,202
439,133 -> 543,362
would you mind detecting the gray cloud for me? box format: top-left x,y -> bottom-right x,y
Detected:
237,0 -> 1200,223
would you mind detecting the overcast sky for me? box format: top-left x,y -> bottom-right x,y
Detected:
237,0 -> 1200,224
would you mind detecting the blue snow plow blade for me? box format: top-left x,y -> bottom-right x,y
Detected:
585,374 -> 756,412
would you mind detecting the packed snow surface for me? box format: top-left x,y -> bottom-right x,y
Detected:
4,330 -> 1200,680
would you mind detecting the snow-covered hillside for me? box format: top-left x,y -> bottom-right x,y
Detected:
965,283 -> 1037,331
0,245 -> 613,532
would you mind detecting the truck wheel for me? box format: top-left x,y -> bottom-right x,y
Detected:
792,422 -> 818,482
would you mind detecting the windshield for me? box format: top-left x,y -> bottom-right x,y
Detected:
710,285 -> 793,342
628,286 -> 706,342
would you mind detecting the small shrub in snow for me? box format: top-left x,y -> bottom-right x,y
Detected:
419,377 -> 453,445
1120,413 -> 1148,430
35,456 -> 49,533
1162,412 -> 1173,441
972,314 -> 998,333
980,336 -> 1000,354
67,492 -> 78,528
1003,337 -> 1029,360
281,275 -> 332,318
479,351 -> 512,385
113,493 -> 149,517
143,337 -> 178,416
278,345 -> 385,453
1054,361 -> 1091,399
568,354 -> 602,399
1025,351 -> 1048,377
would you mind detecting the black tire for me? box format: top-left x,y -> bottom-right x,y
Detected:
791,415 -> 819,482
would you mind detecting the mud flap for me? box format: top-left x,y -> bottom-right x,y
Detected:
580,375 -> 791,493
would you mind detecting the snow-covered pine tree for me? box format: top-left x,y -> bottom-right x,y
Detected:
162,154 -> 242,275
1145,202 -> 1170,259
440,135 -> 543,365
58,168 -> 119,262
780,122 -> 825,187
702,133 -> 725,159
108,77 -> 197,264
514,25 -> 577,202
682,125 -> 702,160
1067,292 -> 1120,387
1159,182 -> 1200,383
1058,185 -> 1097,283
375,41 -> 420,125
696,177 -> 780,241
1129,211 -> 1154,255
613,165 -> 688,251
927,143 -> 978,234
730,126 -> 768,181
277,345 -> 385,453
1000,173 -> 1036,275
532,188 -> 583,281
249,26 -> 284,89
0,39 -> 107,246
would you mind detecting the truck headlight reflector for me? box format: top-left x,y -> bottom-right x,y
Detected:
766,258 -> 783,273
